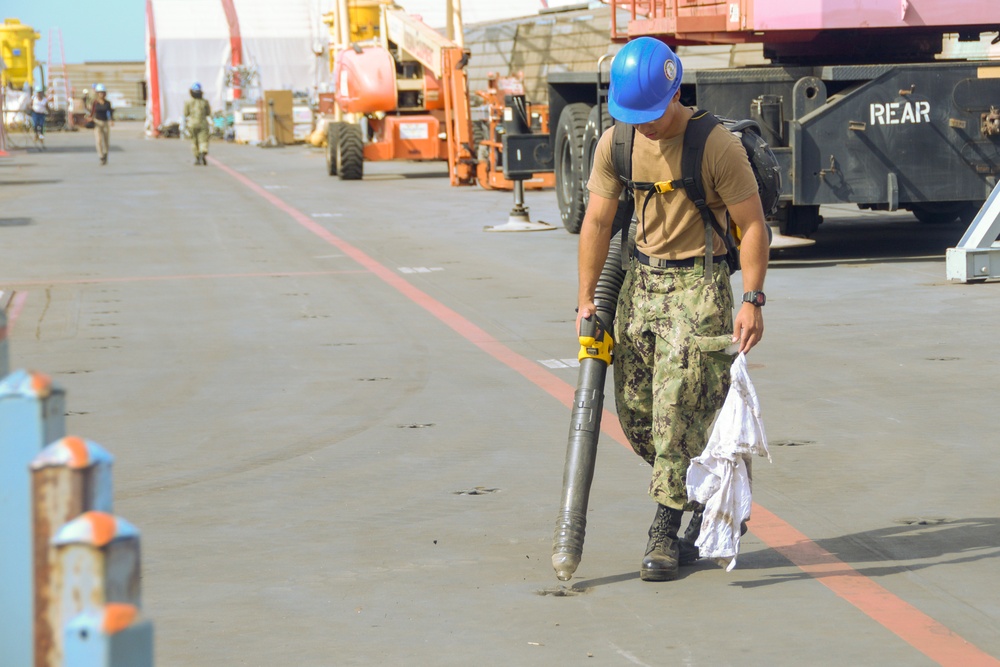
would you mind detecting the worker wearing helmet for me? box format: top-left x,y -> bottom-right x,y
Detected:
30,84 -> 51,146
577,37 -> 769,582
182,82 -> 212,165
86,83 -> 114,165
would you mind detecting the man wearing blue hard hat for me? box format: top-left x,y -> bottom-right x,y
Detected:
576,37 -> 769,582
182,82 -> 212,165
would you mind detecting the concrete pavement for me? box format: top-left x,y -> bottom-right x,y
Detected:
2,127 -> 999,666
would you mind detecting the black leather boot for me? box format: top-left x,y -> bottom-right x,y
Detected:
640,504 -> 683,581
678,507 -> 703,566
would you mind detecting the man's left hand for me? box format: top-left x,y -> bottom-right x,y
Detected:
732,302 -> 763,354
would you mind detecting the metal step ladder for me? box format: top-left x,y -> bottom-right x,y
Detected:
46,28 -> 74,129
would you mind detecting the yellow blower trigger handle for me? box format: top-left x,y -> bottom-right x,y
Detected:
578,315 -> 614,365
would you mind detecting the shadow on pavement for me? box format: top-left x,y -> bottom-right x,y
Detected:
0,180 -> 62,186
39,145 -> 125,154
733,516 -> 1000,588
568,571 -> 641,591
770,215 -> 968,268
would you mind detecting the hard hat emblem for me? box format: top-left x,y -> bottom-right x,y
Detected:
664,60 -> 677,81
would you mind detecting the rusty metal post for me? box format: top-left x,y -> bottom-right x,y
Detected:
63,604 -> 154,667
0,370 -> 66,667
31,438 -> 114,667
53,512 -> 142,643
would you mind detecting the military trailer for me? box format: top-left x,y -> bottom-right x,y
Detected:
546,0 -> 1000,236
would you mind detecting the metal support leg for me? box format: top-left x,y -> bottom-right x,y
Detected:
946,179 -> 1000,282
484,179 -> 556,232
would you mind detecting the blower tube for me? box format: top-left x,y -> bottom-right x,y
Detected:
551,220 -> 631,581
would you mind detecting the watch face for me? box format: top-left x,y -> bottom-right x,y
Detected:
745,291 -> 765,306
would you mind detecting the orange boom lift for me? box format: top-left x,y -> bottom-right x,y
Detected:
323,0 -> 476,186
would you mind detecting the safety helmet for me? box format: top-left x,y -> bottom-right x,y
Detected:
94,83 -> 106,93
191,82 -> 202,92
608,37 -> 684,125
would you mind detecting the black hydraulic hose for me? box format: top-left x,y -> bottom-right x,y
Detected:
551,222 -> 630,581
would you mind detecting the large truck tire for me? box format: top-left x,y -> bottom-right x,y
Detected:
555,102 -> 592,234
325,122 -> 341,176
910,201 -> 980,225
779,204 -> 822,236
337,123 -> 364,181
581,104 -> 611,210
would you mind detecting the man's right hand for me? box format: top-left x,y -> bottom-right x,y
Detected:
575,301 -> 597,336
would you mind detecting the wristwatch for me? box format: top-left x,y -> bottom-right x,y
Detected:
742,290 -> 766,307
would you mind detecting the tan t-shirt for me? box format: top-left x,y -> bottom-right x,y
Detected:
587,110 -> 759,259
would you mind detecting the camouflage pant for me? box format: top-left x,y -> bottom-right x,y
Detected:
614,258 -> 734,510
190,124 -> 210,156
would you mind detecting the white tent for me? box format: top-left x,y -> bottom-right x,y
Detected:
145,0 -> 332,133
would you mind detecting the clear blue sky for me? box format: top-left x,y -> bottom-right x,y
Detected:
6,0 -> 578,67
6,0 -> 146,65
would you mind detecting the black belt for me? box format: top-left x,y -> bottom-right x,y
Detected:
633,249 -> 726,269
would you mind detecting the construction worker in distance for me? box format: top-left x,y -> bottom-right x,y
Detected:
576,37 -> 770,582
86,84 -> 114,165
182,82 -> 212,165
30,84 -> 51,146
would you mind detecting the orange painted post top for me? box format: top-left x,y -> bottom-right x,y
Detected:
31,435 -> 115,470
53,511 -> 137,548
0,368 -> 58,399
101,603 -> 139,635
32,436 -> 115,471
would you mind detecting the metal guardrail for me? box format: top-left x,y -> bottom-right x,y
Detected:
1,325 -> 154,666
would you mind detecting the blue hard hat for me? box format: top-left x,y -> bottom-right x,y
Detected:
34,83 -> 44,93
94,83 -> 106,92
191,82 -> 202,92
608,38 -> 684,125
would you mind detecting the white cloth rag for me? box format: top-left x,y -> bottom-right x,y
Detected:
686,352 -> 770,571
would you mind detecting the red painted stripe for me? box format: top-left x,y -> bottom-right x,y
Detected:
145,0 -> 161,134
7,291 -> 28,331
1,270 -> 366,287
214,155 -> 1000,667
219,0 -> 243,99
751,504 -> 1000,666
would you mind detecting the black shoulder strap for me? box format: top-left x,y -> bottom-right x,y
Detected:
611,120 -> 634,185
680,110 -> 729,242
610,121 -> 636,238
